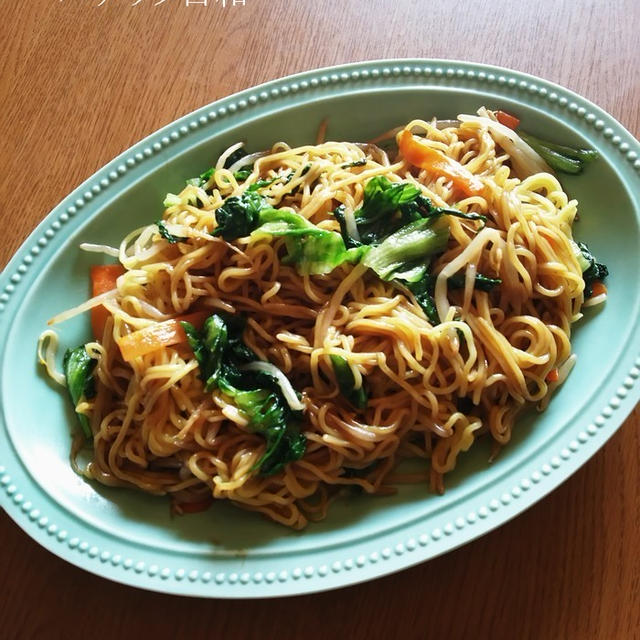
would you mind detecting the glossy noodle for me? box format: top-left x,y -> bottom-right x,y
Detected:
41,109 -> 606,528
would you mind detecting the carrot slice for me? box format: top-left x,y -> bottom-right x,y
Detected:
117,311 -> 208,362
398,130 -> 485,197
590,281 -> 607,297
495,110 -> 520,130
172,497 -> 213,515
90,264 -> 125,339
546,368 -> 559,383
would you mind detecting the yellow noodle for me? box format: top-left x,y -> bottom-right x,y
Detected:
40,111 -> 604,529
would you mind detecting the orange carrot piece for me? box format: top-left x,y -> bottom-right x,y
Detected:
590,281 -> 607,297
546,368 -> 560,383
398,130 -> 485,197
90,264 -> 125,339
117,311 -> 208,362
172,497 -> 213,515
495,110 -> 520,130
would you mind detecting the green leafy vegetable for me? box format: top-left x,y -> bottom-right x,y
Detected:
245,169 -> 307,193
213,191 -> 366,274
520,134 -> 599,163
353,176 -> 422,245
401,196 -> 487,226
330,355 -> 367,409
219,381 -> 306,476
252,208 -> 367,275
182,314 -> 229,389
181,313 -> 306,475
362,176 -> 421,216
284,163 -> 312,184
156,220 -> 188,244
403,271 -> 501,325
212,191 -> 269,240
446,272 -> 502,291
405,276 -> 440,325
280,163 -> 312,197
341,158 -> 367,169
62,347 -> 96,439
519,132 -> 599,174
577,241 -> 609,297
335,176 -> 485,248
246,176 -> 279,192
363,216 -> 450,281
333,176 -> 491,325
233,168 -> 253,182
186,167 -> 215,188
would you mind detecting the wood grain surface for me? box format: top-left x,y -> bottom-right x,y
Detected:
1,0 -> 639,638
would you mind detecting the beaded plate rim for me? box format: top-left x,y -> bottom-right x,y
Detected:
1,58 -> 639,598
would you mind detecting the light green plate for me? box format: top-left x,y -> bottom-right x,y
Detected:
1,60 -> 639,598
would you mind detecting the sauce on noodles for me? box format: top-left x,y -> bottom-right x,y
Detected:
39,108 -> 608,528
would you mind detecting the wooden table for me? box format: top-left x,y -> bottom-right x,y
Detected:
2,1 -> 639,637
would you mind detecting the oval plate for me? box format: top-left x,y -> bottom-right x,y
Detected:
1,60 -> 639,598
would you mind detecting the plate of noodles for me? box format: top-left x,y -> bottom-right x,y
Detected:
1,60 -> 639,597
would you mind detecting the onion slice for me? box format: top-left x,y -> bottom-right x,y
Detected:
79,243 -> 120,257
457,113 -> 551,178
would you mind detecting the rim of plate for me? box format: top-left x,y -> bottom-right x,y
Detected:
0,58 -> 639,598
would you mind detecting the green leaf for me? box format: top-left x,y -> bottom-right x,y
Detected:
520,132 -> 599,165
252,208 -> 369,275
186,167 -> 216,188
200,167 -> 215,182
361,176 -> 422,217
257,422 -> 306,476
246,176 -> 279,192
338,177 -> 485,248
156,220 -> 188,244
62,347 -> 96,439
577,241 -> 609,297
212,191 -> 268,240
352,177 -> 422,245
402,196 -> 487,226
283,163 -> 312,184
405,276 -> 440,325
519,132 -> 589,174
182,316 -> 227,391
402,270 -> 501,326
233,168 -> 253,182
363,217 -> 450,281
446,272 -> 501,291
182,313 -> 306,475
330,355 -> 367,409
212,191 -> 367,275
341,158 -> 367,168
